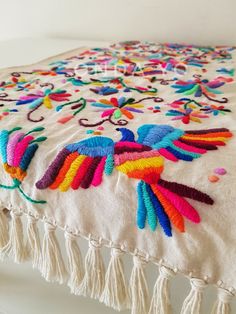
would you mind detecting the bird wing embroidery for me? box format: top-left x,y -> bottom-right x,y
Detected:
36,136 -> 114,191
36,124 -> 232,237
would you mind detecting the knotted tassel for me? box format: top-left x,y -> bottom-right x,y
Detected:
0,208 -> 9,248
41,223 -> 67,284
26,215 -> 42,269
100,248 -> 131,311
0,211 -> 26,263
65,231 -> 84,294
149,265 -> 175,314
211,288 -> 233,314
77,239 -> 105,299
129,255 -> 150,314
180,278 -> 207,314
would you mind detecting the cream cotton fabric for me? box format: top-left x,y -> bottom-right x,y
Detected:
0,42 -> 235,314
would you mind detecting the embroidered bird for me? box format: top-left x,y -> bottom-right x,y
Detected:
36,125 -> 232,236
0,126 -> 47,204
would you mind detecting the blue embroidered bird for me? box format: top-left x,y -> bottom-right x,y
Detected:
36,124 -> 232,236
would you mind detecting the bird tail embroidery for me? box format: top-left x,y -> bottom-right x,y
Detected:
136,179 -> 214,237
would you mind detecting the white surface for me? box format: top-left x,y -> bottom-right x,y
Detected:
0,0 -> 236,45
0,38 -> 236,314
0,38 -> 109,69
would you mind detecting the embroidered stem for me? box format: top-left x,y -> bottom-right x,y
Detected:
0,182 -> 19,189
17,186 -> 46,204
203,93 -> 228,104
56,98 -> 87,116
119,77 -> 158,94
78,115 -> 128,128
0,92 -> 18,102
27,103 -> 44,122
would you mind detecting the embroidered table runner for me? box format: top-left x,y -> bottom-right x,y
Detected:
0,41 -> 235,314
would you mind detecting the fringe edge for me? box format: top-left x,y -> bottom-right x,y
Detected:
0,207 -> 235,314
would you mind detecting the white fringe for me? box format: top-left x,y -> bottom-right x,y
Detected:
180,278 -> 207,314
77,239 -> 105,299
41,223 -> 67,284
0,211 -> 26,263
26,215 -> 42,269
65,231 -> 84,294
0,206 -> 235,314
129,255 -> 150,314
149,265 -> 175,314
211,288 -> 233,314
100,248 -> 131,311
0,208 -> 9,248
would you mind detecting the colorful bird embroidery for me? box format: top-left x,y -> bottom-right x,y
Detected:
36,124 -> 232,237
0,127 -> 47,204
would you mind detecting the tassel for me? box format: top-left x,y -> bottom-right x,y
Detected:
0,208 -> 9,248
180,278 -> 207,314
41,223 -> 67,284
149,265 -> 175,314
77,239 -> 105,299
129,255 -> 150,314
26,215 -> 42,269
0,211 -> 26,263
100,248 -> 131,311
65,231 -> 84,294
211,288 -> 233,314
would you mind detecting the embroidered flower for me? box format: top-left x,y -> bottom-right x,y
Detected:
200,104 -> 231,116
16,88 -> 71,110
0,77 -> 37,92
166,108 -> 209,124
0,108 -> 18,121
16,87 -> 72,122
147,105 -> 161,113
165,98 -> 231,124
91,97 -> 144,120
90,86 -> 118,95
171,76 -> 233,103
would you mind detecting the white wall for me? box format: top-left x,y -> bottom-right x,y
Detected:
0,0 -> 235,45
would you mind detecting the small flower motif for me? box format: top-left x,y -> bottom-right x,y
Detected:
165,98 -> 231,124
166,108 -> 209,124
147,105 -> 161,113
90,86 -> 118,96
166,98 -> 209,124
216,68 -> 235,77
91,97 -> 144,119
171,76 -> 233,102
86,126 -> 104,136
200,104 -> 231,116
0,108 -> 18,121
17,88 -> 71,110
0,77 -> 37,92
